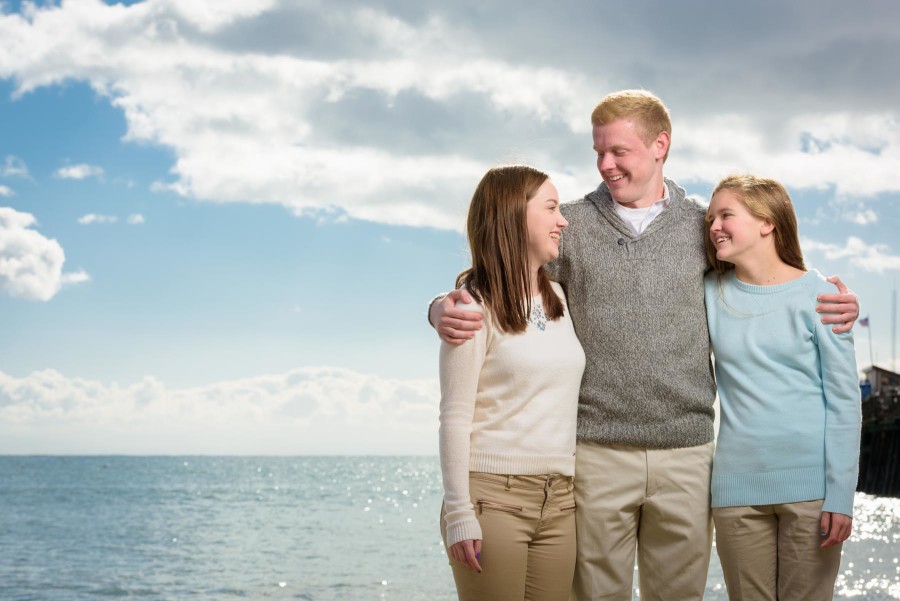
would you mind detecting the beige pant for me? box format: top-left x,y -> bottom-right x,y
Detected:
571,441 -> 714,601
713,500 -> 843,601
441,472 -> 577,601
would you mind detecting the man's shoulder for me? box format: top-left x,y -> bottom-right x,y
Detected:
560,196 -> 596,217
681,197 -> 708,218
561,185 -> 609,220
664,178 -> 707,218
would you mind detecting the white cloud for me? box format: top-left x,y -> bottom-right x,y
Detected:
803,236 -> 900,273
156,0 -> 280,33
76,213 -> 144,226
55,163 -> 104,180
845,209 -> 878,225
1,155 -> 29,178
61,269 -> 91,285
0,2 -> 897,231
0,184 -> 14,197
669,113 -> 900,198
0,367 -> 440,454
77,213 -> 117,225
0,207 -> 89,301
0,1 -> 600,230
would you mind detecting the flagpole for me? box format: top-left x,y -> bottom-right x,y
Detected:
861,316 -> 874,369
893,285 -> 897,372
869,319 -> 875,370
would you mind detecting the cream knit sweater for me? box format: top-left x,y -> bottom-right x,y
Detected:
439,282 -> 586,546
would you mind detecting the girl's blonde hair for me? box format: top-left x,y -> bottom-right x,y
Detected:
705,174 -> 806,274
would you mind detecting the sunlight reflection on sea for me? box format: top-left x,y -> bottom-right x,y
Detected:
0,457 -> 897,600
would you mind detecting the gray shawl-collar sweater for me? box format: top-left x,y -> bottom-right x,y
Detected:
550,178 -> 716,449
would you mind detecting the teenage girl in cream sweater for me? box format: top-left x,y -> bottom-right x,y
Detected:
439,165 -> 585,601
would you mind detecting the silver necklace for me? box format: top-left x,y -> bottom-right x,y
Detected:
529,300 -> 547,331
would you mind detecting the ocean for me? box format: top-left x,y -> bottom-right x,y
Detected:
1,456 -> 898,600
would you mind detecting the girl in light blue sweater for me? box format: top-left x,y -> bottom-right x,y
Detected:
703,174 -> 861,600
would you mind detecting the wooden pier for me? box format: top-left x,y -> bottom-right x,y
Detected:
858,366 -> 900,498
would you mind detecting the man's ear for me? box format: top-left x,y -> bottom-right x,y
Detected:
654,131 -> 670,161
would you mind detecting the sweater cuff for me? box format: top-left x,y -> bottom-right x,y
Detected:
445,512 -> 482,547
823,486 -> 856,518
427,293 -> 448,328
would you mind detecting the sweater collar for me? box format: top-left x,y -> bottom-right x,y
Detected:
588,178 -> 686,239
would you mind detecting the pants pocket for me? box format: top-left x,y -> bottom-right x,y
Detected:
476,499 -> 524,514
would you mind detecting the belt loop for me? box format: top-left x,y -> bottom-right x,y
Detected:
505,475 -> 512,490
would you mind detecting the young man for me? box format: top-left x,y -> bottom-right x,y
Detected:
431,90 -> 859,600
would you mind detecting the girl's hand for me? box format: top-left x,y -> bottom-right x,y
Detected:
820,511 -> 852,548
449,539 -> 482,572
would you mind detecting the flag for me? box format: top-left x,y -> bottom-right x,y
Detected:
859,316 -> 869,327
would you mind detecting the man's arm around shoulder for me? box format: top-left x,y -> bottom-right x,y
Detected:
429,290 -> 483,345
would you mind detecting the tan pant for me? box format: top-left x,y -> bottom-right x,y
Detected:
571,441 -> 714,601
441,472 -> 577,601
713,500 -> 843,601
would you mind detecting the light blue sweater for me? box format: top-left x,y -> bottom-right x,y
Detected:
705,269 -> 861,516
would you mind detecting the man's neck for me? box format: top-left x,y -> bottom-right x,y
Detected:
614,180 -> 667,210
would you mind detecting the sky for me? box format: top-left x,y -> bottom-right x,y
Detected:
1,0 -> 899,454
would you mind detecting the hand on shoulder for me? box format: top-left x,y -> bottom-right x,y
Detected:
433,289 -> 484,345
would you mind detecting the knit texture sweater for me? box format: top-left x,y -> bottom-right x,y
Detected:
439,282 -> 586,546
705,269 -> 861,516
550,179 -> 716,448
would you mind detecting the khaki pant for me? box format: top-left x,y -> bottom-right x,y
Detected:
571,441 -> 714,601
713,500 -> 843,601
441,472 -> 577,601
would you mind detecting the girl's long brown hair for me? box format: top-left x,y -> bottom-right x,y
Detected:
455,165 -> 564,333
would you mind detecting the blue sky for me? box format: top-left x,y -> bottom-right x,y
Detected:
1,0 -> 899,454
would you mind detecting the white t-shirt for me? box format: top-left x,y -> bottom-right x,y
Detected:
613,185 -> 670,235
